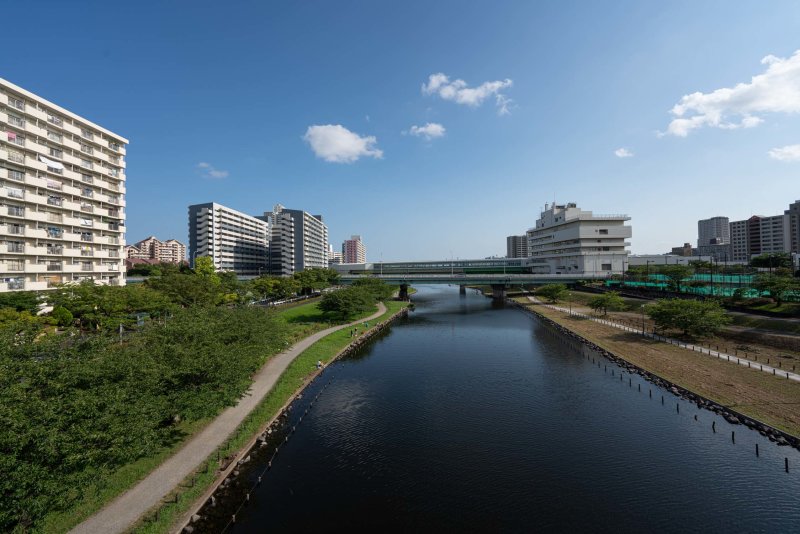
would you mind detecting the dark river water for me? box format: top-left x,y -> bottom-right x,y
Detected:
208,285 -> 800,533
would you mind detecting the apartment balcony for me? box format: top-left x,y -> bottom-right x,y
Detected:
0,225 -> 25,237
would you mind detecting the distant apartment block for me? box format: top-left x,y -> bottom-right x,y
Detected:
259,204 -> 328,276
730,214 -> 787,261
506,235 -> 529,258
342,235 -> 366,264
0,78 -> 128,292
670,243 -> 694,257
188,202 -> 268,276
786,200 -> 800,254
126,236 -> 186,264
696,216 -> 731,260
526,202 -> 631,274
328,243 -> 343,266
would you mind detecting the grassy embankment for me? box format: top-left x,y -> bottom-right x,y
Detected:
514,296 -> 800,438
41,299 -> 403,534
132,300 -> 409,534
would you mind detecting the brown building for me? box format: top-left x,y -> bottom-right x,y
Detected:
127,236 -> 186,264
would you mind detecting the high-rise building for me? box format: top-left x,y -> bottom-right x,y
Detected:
188,202 -> 268,276
259,204 -> 328,276
506,235 -> 529,258
1,78 -> 128,292
327,243 -> 343,266
730,214 -> 787,261
785,200 -> 800,254
342,235 -> 366,264
526,202 -> 631,274
697,216 -> 730,248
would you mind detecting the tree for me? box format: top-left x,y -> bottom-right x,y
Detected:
588,291 -> 626,315
645,298 -> 731,338
536,284 -> 568,303
657,265 -> 694,292
351,277 -> 394,301
753,273 -> 797,306
50,306 -> 73,327
0,291 -> 39,313
319,287 -> 374,318
293,268 -> 338,295
193,256 -> 220,285
750,252 -> 792,270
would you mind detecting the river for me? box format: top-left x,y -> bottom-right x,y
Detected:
201,285 -> 800,533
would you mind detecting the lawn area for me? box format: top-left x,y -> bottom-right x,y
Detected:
515,297 -> 800,438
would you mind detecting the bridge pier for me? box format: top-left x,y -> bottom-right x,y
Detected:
459,285 -> 466,296
491,284 -> 507,300
399,284 -> 409,300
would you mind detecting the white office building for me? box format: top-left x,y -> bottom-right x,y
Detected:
1,78 -> 128,292
526,202 -> 631,274
188,202 -> 268,276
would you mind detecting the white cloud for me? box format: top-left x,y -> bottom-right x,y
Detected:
768,144 -> 800,161
663,50 -> 800,137
422,73 -> 513,114
406,122 -> 446,140
614,147 -> 634,158
303,124 -> 383,163
196,162 -> 229,179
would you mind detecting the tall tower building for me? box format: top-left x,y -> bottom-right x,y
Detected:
785,200 -> 800,254
188,202 -> 268,276
342,235 -> 366,264
259,204 -> 328,276
506,235 -> 529,258
1,78 -> 128,292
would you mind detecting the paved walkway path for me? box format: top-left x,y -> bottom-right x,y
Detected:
72,302 -> 387,534
526,296 -> 800,383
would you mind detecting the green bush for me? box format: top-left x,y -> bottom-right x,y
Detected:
50,306 -> 74,327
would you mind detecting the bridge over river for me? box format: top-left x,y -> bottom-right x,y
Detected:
336,258 -> 614,298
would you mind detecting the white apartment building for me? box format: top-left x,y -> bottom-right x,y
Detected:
730,214 -> 788,261
526,202 -> 631,274
342,235 -> 366,264
506,235 -> 529,258
259,204 -> 328,276
0,78 -> 127,292
188,202 -> 268,276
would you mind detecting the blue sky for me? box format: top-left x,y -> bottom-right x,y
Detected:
3,1 -> 800,259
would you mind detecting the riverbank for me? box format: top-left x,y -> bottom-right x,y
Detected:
155,301 -> 410,534
510,297 -> 800,447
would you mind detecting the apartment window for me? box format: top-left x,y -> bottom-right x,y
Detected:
601,263 -> 612,270
46,226 -> 63,238
81,129 -> 94,141
47,195 -> 63,207
108,195 -> 120,204
80,232 -> 93,242
7,259 -> 24,271
6,186 -> 24,199
108,236 -> 119,244
81,173 -> 94,184
80,203 -> 94,213
8,170 -> 25,182
80,144 -> 94,155
8,278 -> 24,290
7,149 -> 24,163
47,262 -> 63,271
81,261 -> 93,271
8,96 -> 25,110
45,244 -> 63,254
599,229 -> 609,235
80,218 -> 93,227
8,133 -> 24,146
82,188 -> 94,198
7,223 -> 24,235
108,168 -> 119,178
8,205 -> 24,217
47,114 -> 63,126
47,212 -> 63,223
80,246 -> 93,257
81,159 -> 93,170
49,147 -> 63,159
8,114 -> 25,128
8,241 -> 24,252
109,142 -> 120,151
108,249 -> 119,258
109,155 -> 120,164
47,131 -> 63,143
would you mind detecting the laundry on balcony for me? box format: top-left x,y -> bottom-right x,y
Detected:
38,154 -> 64,170
7,131 -> 16,140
